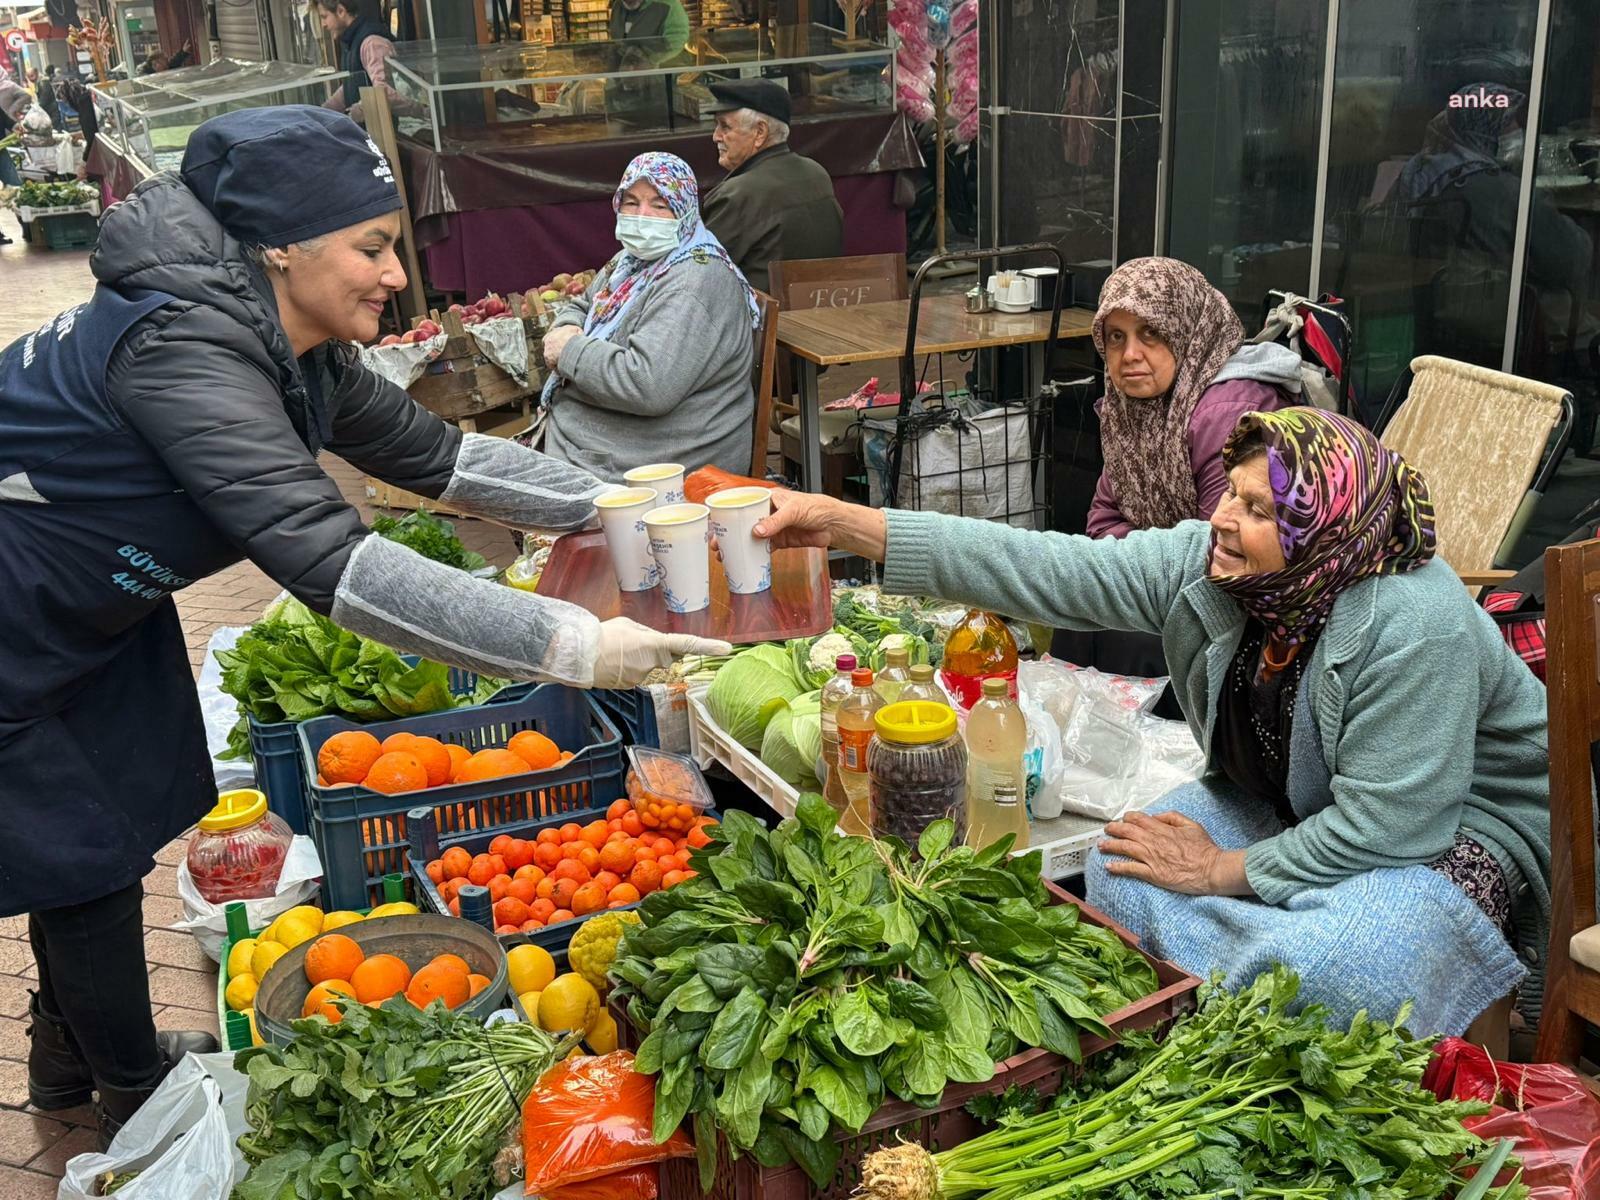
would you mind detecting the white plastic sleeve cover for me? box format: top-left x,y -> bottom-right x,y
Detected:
437,432 -> 617,529
331,533 -> 602,685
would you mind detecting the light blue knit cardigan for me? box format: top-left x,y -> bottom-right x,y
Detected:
881,512 -> 1552,1012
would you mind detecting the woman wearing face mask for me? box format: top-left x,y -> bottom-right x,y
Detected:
0,108 -> 728,1145
749,407 -> 1550,1038
540,151 -> 759,481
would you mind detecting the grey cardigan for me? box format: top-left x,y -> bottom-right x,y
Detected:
883,511 -> 1552,984
544,259 -> 755,482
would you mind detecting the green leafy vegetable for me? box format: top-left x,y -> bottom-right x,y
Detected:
216,597 -> 496,759
857,968 -> 1526,1200
370,509 -> 487,572
15,179 -> 95,209
759,690 -> 822,789
234,997 -> 578,1200
608,795 -> 1160,1189
705,643 -> 805,750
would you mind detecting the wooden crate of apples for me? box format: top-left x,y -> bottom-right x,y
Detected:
395,291 -> 551,424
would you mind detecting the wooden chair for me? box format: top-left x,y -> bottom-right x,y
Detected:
1533,536 -> 1600,1066
749,288 -> 780,478
767,252 -> 909,414
1377,355 -> 1575,588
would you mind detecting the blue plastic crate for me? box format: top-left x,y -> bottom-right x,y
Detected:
248,665 -> 531,835
592,687 -> 661,748
406,803 -> 726,956
299,684 -> 625,910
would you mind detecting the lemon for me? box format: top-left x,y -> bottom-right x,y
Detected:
273,907 -> 324,951
226,938 -> 258,981
537,974 -> 599,1034
506,944 -> 556,996
245,1008 -> 263,1047
225,973 -> 259,1012
585,1010 -> 619,1055
250,939 -> 290,982
366,901 -> 420,920
517,990 -> 543,1020
321,911 -> 366,930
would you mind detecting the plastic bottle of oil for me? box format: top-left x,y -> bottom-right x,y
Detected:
898,663 -> 944,705
874,646 -> 912,706
964,677 -> 1030,851
817,654 -> 857,793
939,610 -> 1018,710
827,669 -> 882,835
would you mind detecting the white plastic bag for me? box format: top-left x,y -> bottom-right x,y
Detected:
1018,659 -> 1204,823
467,315 -> 533,384
173,835 -> 324,964
58,1052 -> 249,1200
359,331 -> 448,390
198,626 -> 254,793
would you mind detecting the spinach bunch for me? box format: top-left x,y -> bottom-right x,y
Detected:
859,968 -> 1525,1200
232,999 -> 577,1200
370,510 -> 487,572
608,793 -> 1160,1189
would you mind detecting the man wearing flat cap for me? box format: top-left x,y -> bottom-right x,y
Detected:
700,78 -> 843,292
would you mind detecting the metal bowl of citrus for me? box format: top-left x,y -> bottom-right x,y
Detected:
253,912 -> 509,1046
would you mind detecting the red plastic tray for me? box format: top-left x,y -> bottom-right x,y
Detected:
537,531 -> 833,645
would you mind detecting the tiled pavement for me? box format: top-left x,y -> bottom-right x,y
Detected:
1,206 -> 523,1192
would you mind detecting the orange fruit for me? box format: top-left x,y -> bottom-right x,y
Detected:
507,730 -> 561,771
657,853 -> 684,874
558,823 -> 584,843
318,731 -> 383,785
438,878 -> 462,903
530,898 -> 556,922
489,834 -> 515,857
536,828 -> 561,846
380,732 -> 420,756
534,842 -> 563,869
303,979 -> 357,1021
351,954 -> 412,1003
622,812 -> 644,837
551,878 -> 579,910
552,859 -> 590,885
495,897 -> 531,926
560,843 -> 586,861
634,844 -> 659,863
594,870 -> 622,893
570,881 -> 607,916
407,962 -> 470,1010
577,846 -> 601,873
662,870 -> 688,889
406,737 -> 452,787
454,749 -> 530,783
504,838 -> 535,870
607,799 -> 631,821
430,953 -> 471,977
448,897 -> 462,916
467,854 -> 498,886
581,820 -> 611,849
548,908 -> 575,924
441,846 -> 472,880
467,973 -> 491,997
303,934 -> 365,985
508,878 -> 538,905
488,854 -> 508,877
445,742 -> 472,780
364,752 -> 427,795
425,860 -> 445,884
488,876 -> 511,903
520,919 -> 544,932
608,882 -> 641,905
558,751 -> 574,764
629,860 -> 664,895
514,865 -> 546,885
535,878 -> 556,901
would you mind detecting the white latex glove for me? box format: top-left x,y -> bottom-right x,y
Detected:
591,617 -> 731,689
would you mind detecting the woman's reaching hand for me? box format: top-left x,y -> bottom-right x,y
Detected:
1098,810 -> 1254,896
753,490 -> 889,562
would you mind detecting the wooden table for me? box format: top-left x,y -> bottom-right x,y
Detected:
774,295 -> 1095,491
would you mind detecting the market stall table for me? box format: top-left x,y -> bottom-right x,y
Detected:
775,297 -> 1095,491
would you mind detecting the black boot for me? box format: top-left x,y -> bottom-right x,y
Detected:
94,1030 -> 219,1151
26,989 -> 93,1110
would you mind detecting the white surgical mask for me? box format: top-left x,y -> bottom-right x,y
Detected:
615,212 -> 680,261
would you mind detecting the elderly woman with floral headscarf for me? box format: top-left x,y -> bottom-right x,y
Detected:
748,406 -> 1550,1037
541,151 -> 760,481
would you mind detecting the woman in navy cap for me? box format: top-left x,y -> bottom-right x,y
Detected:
0,106 -> 726,1144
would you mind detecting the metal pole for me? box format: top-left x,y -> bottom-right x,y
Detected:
1306,0 -> 1342,300
986,0 -> 1002,247
1503,0 -> 1553,372
935,45 -> 948,256
1111,0 -> 1125,264
1153,0 -> 1175,252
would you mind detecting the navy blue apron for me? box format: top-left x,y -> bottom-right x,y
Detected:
0,287 -> 250,915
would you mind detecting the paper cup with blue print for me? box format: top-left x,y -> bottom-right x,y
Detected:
623,462 -> 686,507
707,487 -> 773,595
595,487 -> 661,592
644,502 -> 712,613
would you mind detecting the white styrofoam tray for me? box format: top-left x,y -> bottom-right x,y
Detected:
685,686 -> 1104,880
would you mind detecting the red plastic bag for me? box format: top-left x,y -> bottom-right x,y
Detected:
546,1165 -> 658,1200
522,1051 -> 693,1194
1423,1038 -> 1600,1199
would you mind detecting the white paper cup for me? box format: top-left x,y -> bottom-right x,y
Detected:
707,487 -> 773,594
624,463 -> 687,507
594,487 -> 661,592
644,502 -> 712,613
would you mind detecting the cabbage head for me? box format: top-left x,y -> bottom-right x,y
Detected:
760,690 -> 822,789
706,643 -> 804,750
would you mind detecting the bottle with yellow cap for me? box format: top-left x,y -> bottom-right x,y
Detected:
867,699 -> 967,846
964,677 -> 1030,851
185,789 -> 294,904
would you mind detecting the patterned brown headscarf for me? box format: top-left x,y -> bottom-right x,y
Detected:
1093,258 -> 1244,530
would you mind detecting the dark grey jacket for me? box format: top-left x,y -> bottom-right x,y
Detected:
96,174 -> 463,613
701,144 -> 844,292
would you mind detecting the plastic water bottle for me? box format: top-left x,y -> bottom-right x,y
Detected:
817,654 -> 857,793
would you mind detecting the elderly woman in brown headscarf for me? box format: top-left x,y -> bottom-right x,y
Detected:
1087,257 -> 1303,537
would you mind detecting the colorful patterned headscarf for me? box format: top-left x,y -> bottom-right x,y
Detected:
542,152 -> 759,405
1093,257 -> 1245,531
1210,407 -> 1437,643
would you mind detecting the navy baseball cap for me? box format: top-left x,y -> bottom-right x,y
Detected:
181,105 -> 401,247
